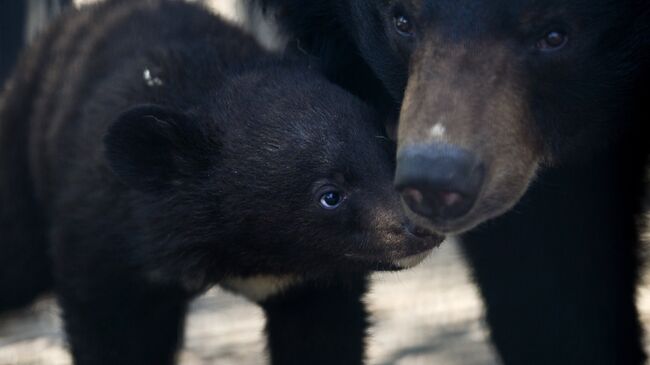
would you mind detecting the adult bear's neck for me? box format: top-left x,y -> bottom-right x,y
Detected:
459,116 -> 647,365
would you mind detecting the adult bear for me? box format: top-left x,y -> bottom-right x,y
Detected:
247,0 -> 650,364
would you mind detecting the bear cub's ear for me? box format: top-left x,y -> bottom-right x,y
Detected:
104,104 -> 217,192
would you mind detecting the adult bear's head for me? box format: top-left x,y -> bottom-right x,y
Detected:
255,0 -> 649,234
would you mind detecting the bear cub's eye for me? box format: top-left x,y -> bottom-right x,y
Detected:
394,13 -> 414,36
319,190 -> 344,210
536,31 -> 568,51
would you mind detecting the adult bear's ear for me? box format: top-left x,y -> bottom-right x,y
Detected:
104,104 -> 217,192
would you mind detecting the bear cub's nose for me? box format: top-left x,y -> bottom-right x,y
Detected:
394,144 -> 484,223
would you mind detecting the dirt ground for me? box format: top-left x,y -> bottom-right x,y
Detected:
3,237 -> 650,365
0,241 -> 503,365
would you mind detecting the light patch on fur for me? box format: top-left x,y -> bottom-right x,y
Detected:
393,250 -> 433,269
202,0 -> 239,20
429,123 -> 446,140
75,0 -> 101,6
143,69 -> 163,87
221,275 -> 301,302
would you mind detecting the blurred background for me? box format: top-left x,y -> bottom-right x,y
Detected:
0,1 -> 648,364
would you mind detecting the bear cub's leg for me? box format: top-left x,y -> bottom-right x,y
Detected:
260,275 -> 369,365
57,276 -> 188,365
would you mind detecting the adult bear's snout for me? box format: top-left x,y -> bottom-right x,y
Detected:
394,144 -> 485,224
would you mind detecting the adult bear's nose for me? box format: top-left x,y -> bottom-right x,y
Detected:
394,144 -> 484,223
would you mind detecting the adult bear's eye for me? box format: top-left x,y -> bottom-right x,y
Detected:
394,14 -> 414,36
536,31 -> 568,51
319,190 -> 344,210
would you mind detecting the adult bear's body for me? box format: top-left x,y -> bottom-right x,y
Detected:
247,0 -> 650,363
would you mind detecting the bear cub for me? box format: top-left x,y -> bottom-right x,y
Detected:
0,1 -> 442,364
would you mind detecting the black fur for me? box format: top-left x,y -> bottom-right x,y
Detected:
248,0 -> 650,363
0,1 -> 442,364
262,275 -> 369,365
0,0 -> 27,85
